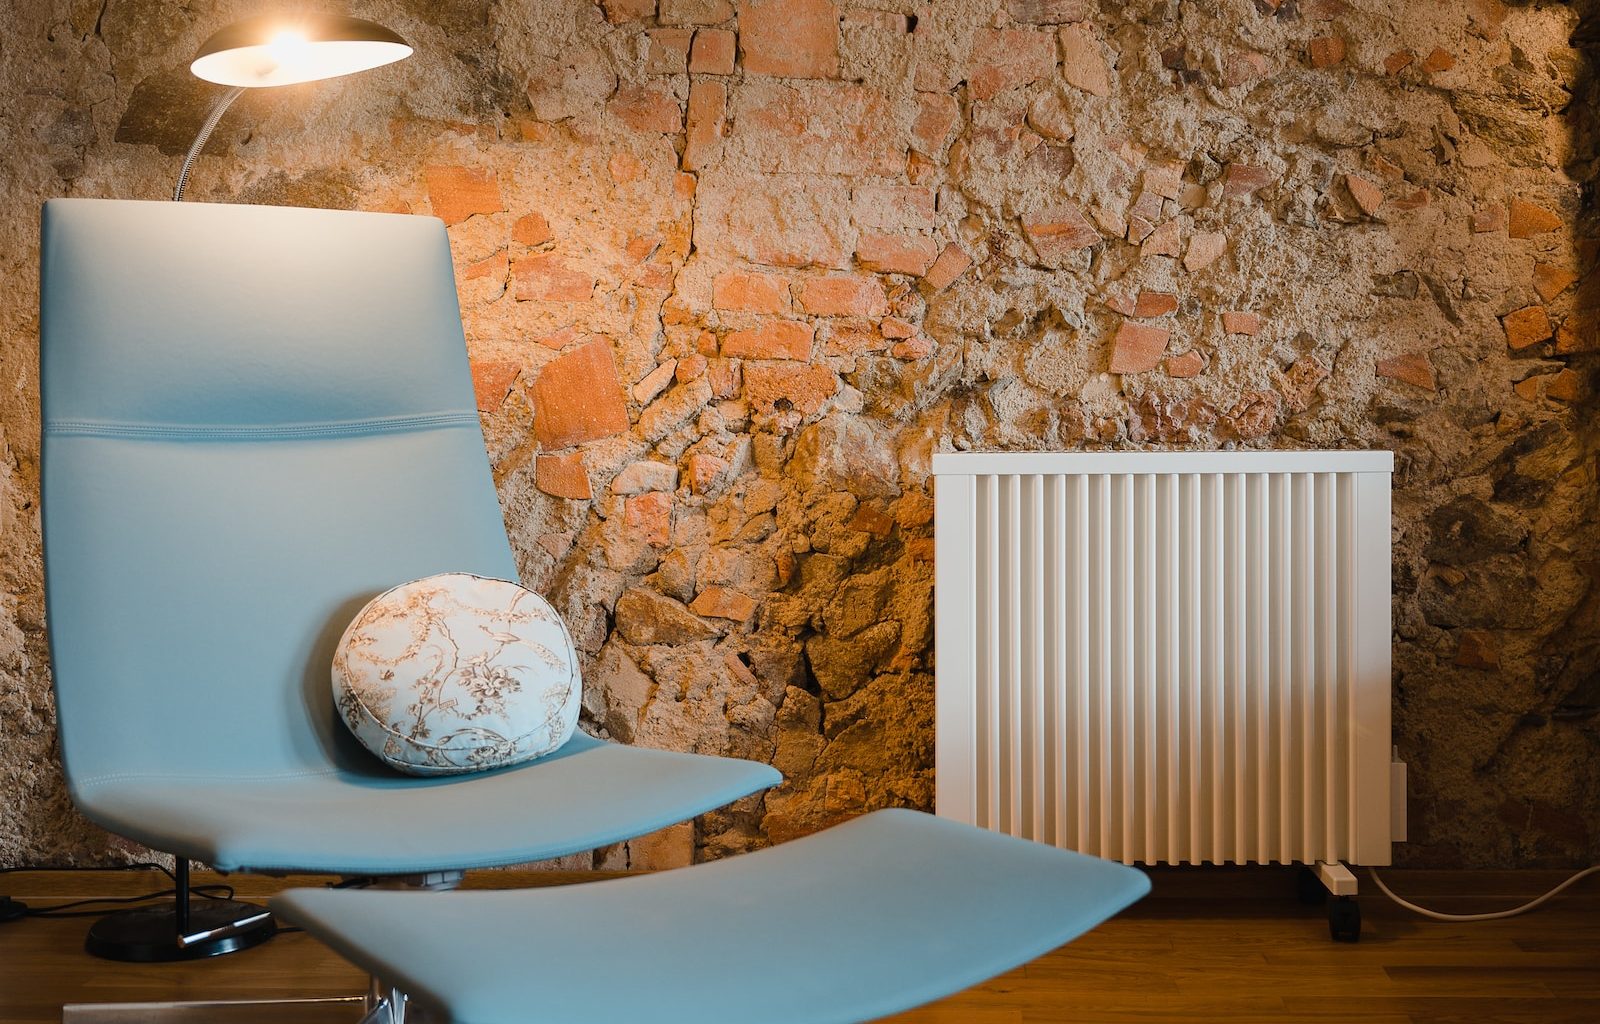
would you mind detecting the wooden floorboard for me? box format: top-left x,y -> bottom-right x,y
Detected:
0,869 -> 1594,1023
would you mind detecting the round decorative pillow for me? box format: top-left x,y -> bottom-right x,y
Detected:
333,573 -> 581,776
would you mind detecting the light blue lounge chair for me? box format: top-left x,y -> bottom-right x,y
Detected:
40,198 -> 1147,1019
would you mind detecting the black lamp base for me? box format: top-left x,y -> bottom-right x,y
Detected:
85,899 -> 276,962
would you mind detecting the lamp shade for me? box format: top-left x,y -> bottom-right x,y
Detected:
190,14 -> 411,88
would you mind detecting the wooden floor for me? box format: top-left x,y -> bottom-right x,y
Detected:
0,867 -> 1594,1023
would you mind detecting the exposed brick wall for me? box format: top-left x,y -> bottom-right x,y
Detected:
1,0 -> 1597,870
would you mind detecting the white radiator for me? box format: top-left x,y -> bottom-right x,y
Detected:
933,451 -> 1398,868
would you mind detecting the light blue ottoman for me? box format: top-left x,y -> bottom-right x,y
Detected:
273,808 -> 1149,1024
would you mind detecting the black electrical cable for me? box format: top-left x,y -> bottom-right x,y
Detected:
2,863 -> 355,931
0,863 -> 232,922
23,884 -> 236,919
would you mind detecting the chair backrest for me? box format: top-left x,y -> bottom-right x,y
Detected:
40,198 -> 517,789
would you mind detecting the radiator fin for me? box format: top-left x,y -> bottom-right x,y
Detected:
965,470 -> 1369,865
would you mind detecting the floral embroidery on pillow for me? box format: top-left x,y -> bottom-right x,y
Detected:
333,573 -> 581,775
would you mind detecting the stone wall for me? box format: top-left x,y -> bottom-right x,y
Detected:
2,0 -> 1597,869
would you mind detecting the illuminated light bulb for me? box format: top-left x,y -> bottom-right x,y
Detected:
264,29 -> 312,74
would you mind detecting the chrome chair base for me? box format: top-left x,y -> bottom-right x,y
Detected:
62,996 -> 366,1022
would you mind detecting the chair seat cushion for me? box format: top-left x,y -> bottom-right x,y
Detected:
334,573 -> 580,775
272,809 -> 1150,1024
72,733 -> 780,874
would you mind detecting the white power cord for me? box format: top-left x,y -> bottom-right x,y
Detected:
1368,864 -> 1600,922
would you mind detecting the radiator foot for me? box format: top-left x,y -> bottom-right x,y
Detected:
1328,895 -> 1362,942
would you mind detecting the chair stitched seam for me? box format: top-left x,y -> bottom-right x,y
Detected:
43,411 -> 480,441
75,768 -> 347,788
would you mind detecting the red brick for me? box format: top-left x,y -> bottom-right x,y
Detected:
880,316 -> 916,339
1103,292 -> 1137,315
707,358 -> 741,398
1454,630 -> 1499,670
1532,263 -> 1578,302
1109,321 -> 1171,374
743,363 -> 837,415
1128,190 -> 1165,225
686,451 -> 727,493
1345,174 -> 1384,216
1546,368 -> 1583,402
424,165 -> 503,226
676,354 -> 708,383
1502,305 -> 1552,350
1308,35 -> 1346,68
1144,161 -> 1184,200
1392,189 -> 1429,210
1376,352 -> 1436,391
1384,49 -> 1414,75
461,252 -> 507,284
1222,163 -> 1274,200
1059,24 -> 1112,96
855,233 -> 939,275
969,29 -> 1057,101
611,85 -> 682,133
723,320 -> 815,360
1555,320 -> 1598,355
824,320 -> 887,356
912,93 -> 960,155
1141,219 -> 1181,259
513,254 -> 594,302
1512,376 -> 1543,402
470,359 -> 521,413
535,451 -> 593,500
648,28 -> 694,73
532,339 -> 631,448
602,0 -> 656,22
512,211 -> 553,246
1164,350 -> 1207,378
1221,311 -> 1261,335
797,275 -> 889,317
683,79 -> 727,171
1223,51 -> 1269,87
1471,206 -> 1505,233
1421,47 -> 1455,74
625,491 -> 672,547
923,244 -> 973,291
740,0 -> 839,78
1022,203 -> 1100,261
1508,199 -> 1561,239
1134,291 -> 1179,317
891,336 -> 935,360
690,28 -> 737,74
689,585 -> 759,620
713,270 -> 789,312
1184,230 -> 1227,271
